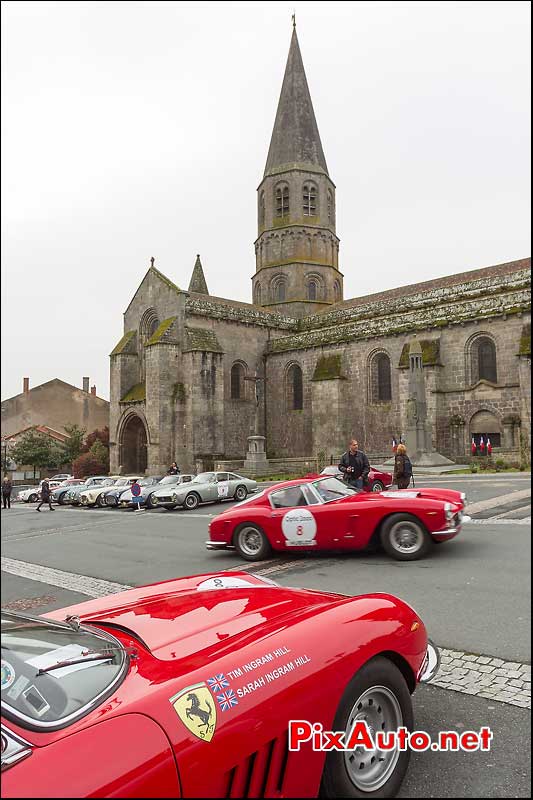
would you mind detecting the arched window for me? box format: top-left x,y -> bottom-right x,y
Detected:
258,191 -> 265,228
307,279 -> 318,301
333,280 -> 341,302
272,277 -> 287,302
254,283 -> 262,305
478,338 -> 497,383
377,354 -> 392,401
369,351 -> 392,403
327,190 -> 334,224
287,364 -> 303,410
275,185 -> 289,217
230,362 -> 245,400
303,183 -> 317,216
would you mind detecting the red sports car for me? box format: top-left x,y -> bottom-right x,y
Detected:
207,476 -> 469,561
1,572 -> 439,798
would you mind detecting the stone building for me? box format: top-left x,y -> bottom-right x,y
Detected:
1,377 -> 109,439
109,27 -> 531,475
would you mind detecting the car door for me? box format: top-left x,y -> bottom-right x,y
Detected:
214,472 -> 231,501
267,485 -> 337,551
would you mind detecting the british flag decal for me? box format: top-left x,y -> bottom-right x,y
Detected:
207,673 -> 230,693
216,689 -> 239,711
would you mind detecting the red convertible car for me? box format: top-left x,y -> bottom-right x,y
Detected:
207,476 -> 469,561
1,572 -> 439,798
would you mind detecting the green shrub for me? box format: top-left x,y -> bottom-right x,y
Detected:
469,463 -> 478,473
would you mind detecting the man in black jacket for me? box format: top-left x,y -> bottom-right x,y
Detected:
338,439 -> 370,491
36,479 -> 54,512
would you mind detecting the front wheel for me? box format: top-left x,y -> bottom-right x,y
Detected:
234,524 -> 271,561
234,485 -> 248,502
321,657 -> 413,798
58,494 -> 66,505
371,480 -> 384,492
96,494 -> 106,507
28,494 -> 38,503
380,513 -> 433,561
184,493 -> 200,510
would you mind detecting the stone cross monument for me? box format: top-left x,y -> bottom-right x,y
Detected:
243,371 -> 270,474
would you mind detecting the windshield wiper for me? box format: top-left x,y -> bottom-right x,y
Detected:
35,645 -> 137,676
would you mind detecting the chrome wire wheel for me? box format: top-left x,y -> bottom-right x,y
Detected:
389,520 -> 424,554
184,493 -> 199,510
344,685 -> 403,792
371,481 -> 384,492
237,525 -> 263,557
235,485 -> 247,501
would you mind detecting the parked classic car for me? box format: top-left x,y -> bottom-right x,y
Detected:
1,572 -> 439,798
102,476 -> 149,507
117,476 -> 177,508
51,479 -> 86,504
62,477 -> 112,505
319,464 -> 393,492
146,474 -> 196,509
171,471 -> 258,511
79,477 -> 141,508
207,475 -> 469,561
17,481 -> 64,503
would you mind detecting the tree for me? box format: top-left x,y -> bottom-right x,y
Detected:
84,427 -> 109,452
62,425 -> 86,466
10,430 -> 64,478
72,452 -> 107,478
89,439 -> 109,472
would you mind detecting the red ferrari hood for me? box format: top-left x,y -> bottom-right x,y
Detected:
45,573 -> 342,662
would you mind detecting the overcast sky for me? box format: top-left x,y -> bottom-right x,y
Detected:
1,0 -> 530,402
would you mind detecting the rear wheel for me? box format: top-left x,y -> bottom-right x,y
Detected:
234,524 -> 271,561
234,485 -> 248,502
371,480 -> 384,492
184,493 -> 200,510
380,513 -> 432,561
321,657 -> 413,798
96,494 -> 106,507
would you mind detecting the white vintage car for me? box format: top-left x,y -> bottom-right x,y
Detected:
78,477 -> 135,508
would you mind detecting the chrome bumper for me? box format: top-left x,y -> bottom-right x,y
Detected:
418,640 -> 440,683
205,540 -> 234,551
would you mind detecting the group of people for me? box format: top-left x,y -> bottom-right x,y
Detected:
338,439 -> 413,490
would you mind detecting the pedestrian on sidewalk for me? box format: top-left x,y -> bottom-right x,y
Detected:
167,462 -> 180,475
36,478 -> 54,511
131,479 -> 144,511
393,444 -> 413,489
338,439 -> 370,491
2,477 -> 13,509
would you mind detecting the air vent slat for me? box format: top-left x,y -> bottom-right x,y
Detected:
229,756 -> 252,798
247,740 -> 272,798
263,730 -> 289,796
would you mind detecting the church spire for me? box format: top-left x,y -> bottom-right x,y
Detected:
188,254 -> 209,295
264,26 -> 329,178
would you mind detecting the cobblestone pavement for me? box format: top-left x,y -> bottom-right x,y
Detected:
434,648 -> 531,709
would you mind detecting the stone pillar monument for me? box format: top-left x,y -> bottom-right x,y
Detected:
243,372 -> 270,475
404,339 -> 454,466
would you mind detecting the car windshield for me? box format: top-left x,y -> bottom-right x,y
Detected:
312,476 -> 357,503
159,475 -> 180,485
193,472 -> 215,483
1,612 -> 128,730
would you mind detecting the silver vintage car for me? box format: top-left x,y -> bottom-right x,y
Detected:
171,471 -> 257,511
148,474 -> 196,509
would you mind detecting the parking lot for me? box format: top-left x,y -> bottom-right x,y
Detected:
1,473 -> 531,796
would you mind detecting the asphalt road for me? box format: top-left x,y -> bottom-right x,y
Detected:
1,472 -> 530,797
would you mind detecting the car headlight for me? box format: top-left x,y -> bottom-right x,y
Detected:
444,502 -> 454,520
460,492 -> 467,504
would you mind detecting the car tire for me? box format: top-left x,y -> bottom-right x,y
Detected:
380,513 -> 433,561
321,657 -> 413,799
29,494 -> 38,503
371,480 -> 384,492
234,524 -> 271,561
96,494 -> 106,508
184,493 -> 200,510
145,494 -> 154,509
234,485 -> 248,502
58,494 -> 66,505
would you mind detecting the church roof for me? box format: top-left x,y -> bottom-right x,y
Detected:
188,255 -> 209,295
264,27 -> 329,178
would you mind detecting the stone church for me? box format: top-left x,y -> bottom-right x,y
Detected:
109,27 -> 531,476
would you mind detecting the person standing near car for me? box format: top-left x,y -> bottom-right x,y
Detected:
338,439 -> 370,491
393,443 -> 413,489
168,462 -> 180,475
36,478 -> 54,512
2,477 -> 13,509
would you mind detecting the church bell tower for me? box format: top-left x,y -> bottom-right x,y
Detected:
252,23 -> 342,317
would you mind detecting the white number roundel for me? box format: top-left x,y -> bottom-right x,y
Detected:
281,509 -> 317,543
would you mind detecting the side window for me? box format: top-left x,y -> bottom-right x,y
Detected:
216,473 -> 229,482
270,486 -> 308,508
302,485 -> 321,505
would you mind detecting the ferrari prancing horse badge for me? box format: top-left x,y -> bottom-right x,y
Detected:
170,683 -> 217,742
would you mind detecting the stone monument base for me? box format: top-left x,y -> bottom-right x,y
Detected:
243,435 -> 270,475
384,451 -> 455,467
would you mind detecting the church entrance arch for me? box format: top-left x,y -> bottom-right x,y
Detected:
119,414 -> 148,474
